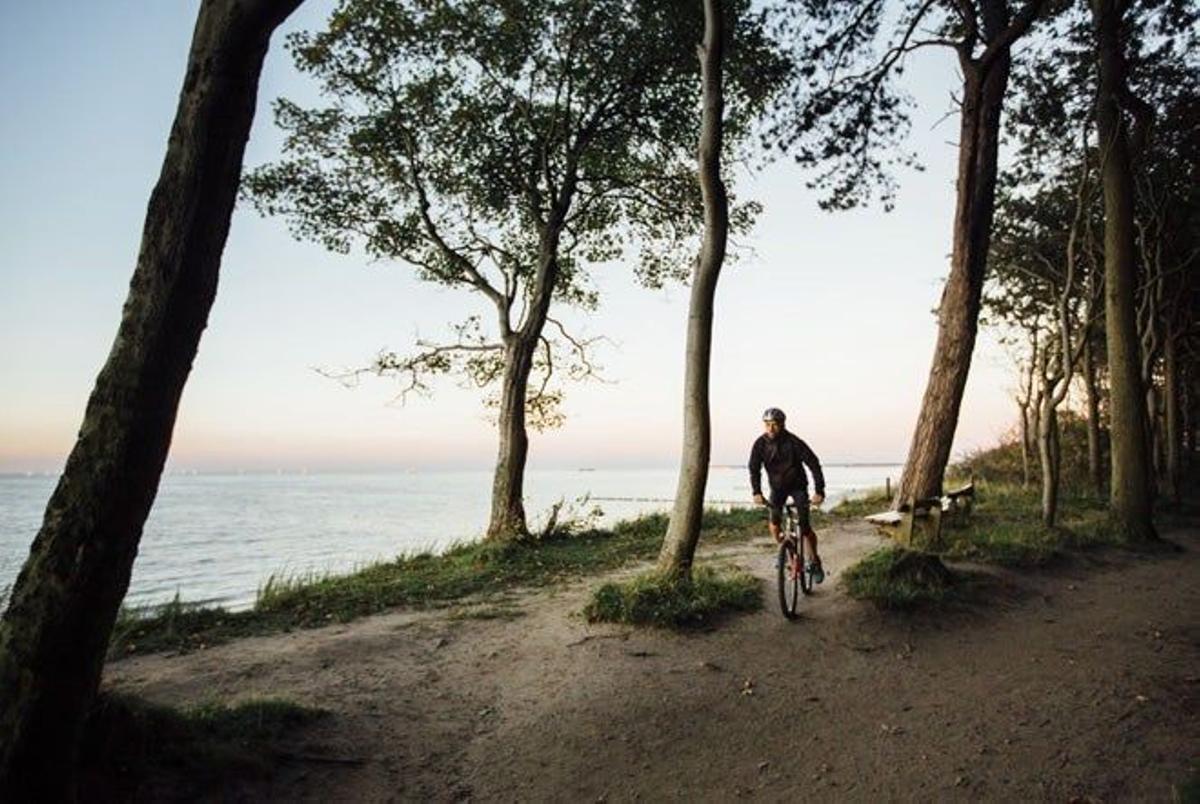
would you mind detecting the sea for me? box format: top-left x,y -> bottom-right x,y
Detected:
0,464 -> 899,612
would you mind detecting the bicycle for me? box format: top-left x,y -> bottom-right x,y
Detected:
777,503 -> 817,620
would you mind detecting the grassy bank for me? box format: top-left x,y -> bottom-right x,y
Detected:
833,481 -> 1121,567
837,481 -> 1135,609
80,694 -> 327,799
111,507 -> 765,658
938,483 -> 1119,566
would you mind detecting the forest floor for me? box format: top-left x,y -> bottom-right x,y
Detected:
104,506 -> 1200,802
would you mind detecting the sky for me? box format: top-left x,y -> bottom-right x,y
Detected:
0,1 -> 1021,474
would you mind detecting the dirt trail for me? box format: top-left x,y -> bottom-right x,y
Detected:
105,515 -> 1200,802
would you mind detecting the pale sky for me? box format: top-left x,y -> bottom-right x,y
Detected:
0,1 -> 1019,474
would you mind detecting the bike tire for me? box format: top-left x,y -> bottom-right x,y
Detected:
778,540 -> 800,620
799,531 -> 814,596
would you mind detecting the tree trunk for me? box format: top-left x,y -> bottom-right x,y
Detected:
1147,383 -> 1163,488
484,213 -> 566,541
657,0 -> 728,580
1039,400 -> 1059,527
486,336 -> 538,540
1090,0 -> 1157,542
1019,400 -> 1032,487
0,1 -> 302,797
894,36 -> 1012,506
1083,335 -> 1105,498
1163,333 -> 1181,503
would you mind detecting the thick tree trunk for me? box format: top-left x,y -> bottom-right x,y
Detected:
657,0 -> 728,580
1083,335 -> 1105,498
894,43 -> 1011,505
1090,0 -> 1157,542
486,336 -> 538,540
1163,333 -> 1181,503
0,1 -> 302,797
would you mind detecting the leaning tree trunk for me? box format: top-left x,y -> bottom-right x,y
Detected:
0,1 -> 303,797
1090,0 -> 1156,542
894,35 -> 1012,506
657,0 -> 728,580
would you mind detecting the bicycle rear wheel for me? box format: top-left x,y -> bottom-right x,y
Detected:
777,540 -> 800,619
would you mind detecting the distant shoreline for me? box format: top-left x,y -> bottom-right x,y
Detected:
0,463 -> 904,479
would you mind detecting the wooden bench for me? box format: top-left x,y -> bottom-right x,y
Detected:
864,482 -> 974,551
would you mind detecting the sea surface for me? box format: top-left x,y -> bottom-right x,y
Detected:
0,465 -> 899,611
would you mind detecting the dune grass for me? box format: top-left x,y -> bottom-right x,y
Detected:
110,507 -> 765,657
584,565 -> 763,628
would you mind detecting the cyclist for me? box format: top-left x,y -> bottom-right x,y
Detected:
749,407 -> 827,583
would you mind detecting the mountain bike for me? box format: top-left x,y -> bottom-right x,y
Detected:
777,503 -> 816,620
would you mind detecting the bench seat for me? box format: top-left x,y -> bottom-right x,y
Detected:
863,482 -> 974,551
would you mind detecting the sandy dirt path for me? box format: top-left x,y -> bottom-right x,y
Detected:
105,515 -> 1200,802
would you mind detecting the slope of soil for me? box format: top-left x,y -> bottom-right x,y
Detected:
105,516 -> 1200,801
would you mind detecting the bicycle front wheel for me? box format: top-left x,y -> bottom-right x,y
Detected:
777,540 -> 800,620
799,532 -> 814,596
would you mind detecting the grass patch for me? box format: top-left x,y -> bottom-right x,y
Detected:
583,565 -> 762,628
79,693 -> 327,798
111,507 -> 764,657
842,547 -> 958,610
939,483 -> 1120,567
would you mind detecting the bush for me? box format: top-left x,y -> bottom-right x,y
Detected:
584,566 -> 762,628
951,411 -> 1108,491
842,547 -> 957,610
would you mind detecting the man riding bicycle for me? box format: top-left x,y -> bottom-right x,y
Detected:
749,407 -> 827,583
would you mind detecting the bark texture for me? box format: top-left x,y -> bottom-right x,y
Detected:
484,218 -> 566,541
1083,334 -> 1106,498
1090,0 -> 1157,541
487,338 -> 537,540
657,0 -> 728,578
894,0 -> 1018,505
0,1 -> 302,797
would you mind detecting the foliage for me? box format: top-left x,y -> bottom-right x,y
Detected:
765,0 -> 1047,211
952,412 -> 1108,489
244,0 -> 787,425
109,507 -> 764,657
584,565 -> 762,627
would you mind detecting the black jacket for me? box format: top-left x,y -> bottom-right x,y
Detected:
749,430 -> 825,497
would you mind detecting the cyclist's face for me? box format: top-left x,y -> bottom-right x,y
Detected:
763,420 -> 781,438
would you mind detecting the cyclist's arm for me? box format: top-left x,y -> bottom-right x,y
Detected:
749,439 -> 765,499
798,438 -> 826,501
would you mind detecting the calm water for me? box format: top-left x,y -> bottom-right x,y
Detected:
0,465 -> 898,611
